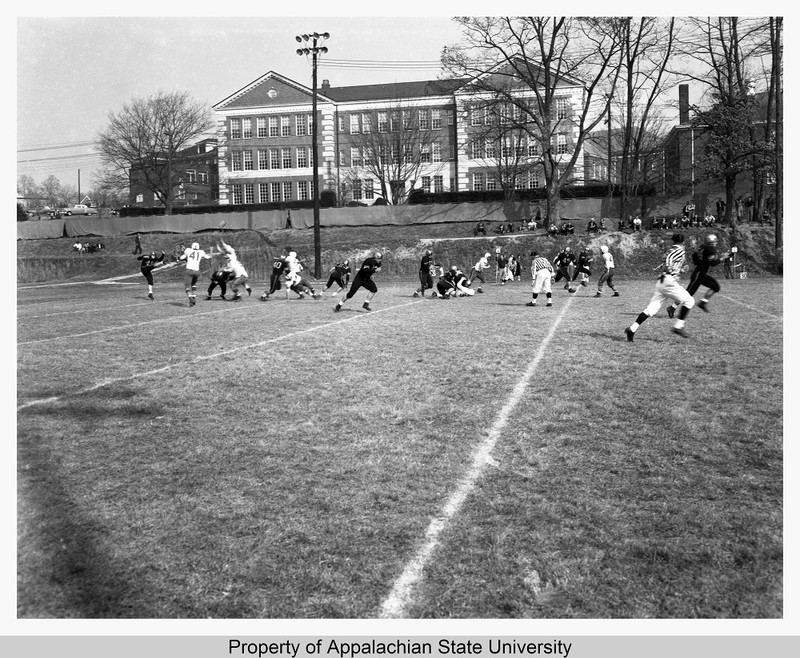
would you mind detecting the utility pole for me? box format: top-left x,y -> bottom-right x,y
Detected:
77,169 -> 81,204
605,95 -> 613,218
296,31 -> 330,279
774,16 -> 782,256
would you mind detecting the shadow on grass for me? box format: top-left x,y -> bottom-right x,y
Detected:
18,394 -> 168,617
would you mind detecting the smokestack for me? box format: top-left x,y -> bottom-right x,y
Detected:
679,84 -> 689,125
321,79 -> 330,90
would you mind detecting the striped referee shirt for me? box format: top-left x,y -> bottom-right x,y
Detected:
664,245 -> 686,277
530,256 -> 553,276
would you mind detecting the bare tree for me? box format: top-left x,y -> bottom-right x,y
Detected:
615,17 -> 677,216
96,91 -> 212,215
677,17 -> 772,231
443,17 -> 623,222
341,100 -> 446,205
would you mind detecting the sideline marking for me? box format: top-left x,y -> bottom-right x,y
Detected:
17,300 -> 421,410
718,293 -> 782,321
378,296 -> 573,619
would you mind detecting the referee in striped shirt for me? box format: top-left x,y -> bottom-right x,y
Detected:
526,251 -> 554,307
625,233 -> 695,341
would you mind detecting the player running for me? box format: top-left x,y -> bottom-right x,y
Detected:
571,246 -> 593,288
467,252 -> 491,291
207,267 -> 236,300
625,233 -> 695,341
553,246 -> 576,293
594,245 -> 620,297
322,259 -> 352,296
179,242 -> 212,306
334,251 -> 382,312
667,233 -> 722,316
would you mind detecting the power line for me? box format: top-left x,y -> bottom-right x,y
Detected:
17,140 -> 96,153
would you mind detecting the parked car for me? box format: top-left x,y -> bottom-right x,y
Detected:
61,204 -> 99,216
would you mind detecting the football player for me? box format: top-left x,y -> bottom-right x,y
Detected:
323,259 -> 352,296
206,267 -> 236,300
179,242 -> 213,306
595,245 -> 620,297
468,252 -> 491,289
137,250 -> 166,300
571,246 -> 593,287
553,246 -> 576,293
217,239 -> 252,301
667,233 -> 722,316
413,249 -> 434,297
334,251 -> 383,312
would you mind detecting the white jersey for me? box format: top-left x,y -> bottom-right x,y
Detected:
473,256 -> 490,271
182,247 -> 208,272
603,251 -> 615,270
223,247 -> 248,278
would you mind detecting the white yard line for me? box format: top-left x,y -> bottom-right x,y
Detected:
20,301 -> 160,319
17,300 -> 421,411
718,293 -> 782,321
378,296 -> 573,619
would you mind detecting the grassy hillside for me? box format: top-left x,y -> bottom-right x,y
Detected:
17,222 -> 780,284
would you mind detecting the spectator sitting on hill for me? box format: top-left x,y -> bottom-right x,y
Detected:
474,221 -> 487,236
599,217 -> 606,231
633,216 -> 642,232
704,212 -> 716,226
671,216 -> 680,229
72,241 -> 83,254
587,218 -> 599,234
618,218 -> 626,231
507,221 -> 515,233
548,223 -> 558,237
494,223 -> 506,235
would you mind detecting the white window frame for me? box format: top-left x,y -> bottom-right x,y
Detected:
242,118 -> 252,139
431,109 -> 441,130
361,113 -> 371,134
244,183 -> 254,204
378,112 -> 388,133
258,149 -> 269,170
283,181 -> 293,201
257,117 -> 267,138
270,148 -> 280,169
282,147 -> 292,169
231,184 -> 243,204
350,114 -> 360,134
269,116 -> 279,137
231,151 -> 243,171
230,118 -> 241,139
259,183 -> 270,203
243,150 -> 253,171
281,116 -> 291,137
433,175 -> 443,193
472,172 -> 485,191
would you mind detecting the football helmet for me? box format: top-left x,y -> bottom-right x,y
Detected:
426,249 -> 432,256
191,242 -> 200,250
600,245 -> 609,253
705,234 -> 718,246
375,251 -> 383,259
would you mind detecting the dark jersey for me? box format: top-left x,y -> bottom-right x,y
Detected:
330,262 -> 352,278
496,255 -> 508,269
272,257 -> 287,275
211,269 -> 236,283
357,257 -> 382,279
691,245 -> 720,274
554,251 -> 576,269
138,253 -> 164,271
576,251 -> 593,269
420,254 -> 433,272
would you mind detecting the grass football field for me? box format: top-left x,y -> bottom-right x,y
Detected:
16,272 -> 783,618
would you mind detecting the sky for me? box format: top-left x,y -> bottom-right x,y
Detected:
16,15 -> 467,193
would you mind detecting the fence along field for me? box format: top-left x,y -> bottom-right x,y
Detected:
16,274 -> 782,618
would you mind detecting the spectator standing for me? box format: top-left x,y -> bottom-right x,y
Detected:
625,233 -> 694,340
133,233 -> 142,255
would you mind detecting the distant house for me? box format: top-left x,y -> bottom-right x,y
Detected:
129,138 -> 219,208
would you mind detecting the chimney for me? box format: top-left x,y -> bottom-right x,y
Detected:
679,84 -> 689,125
321,79 -> 331,90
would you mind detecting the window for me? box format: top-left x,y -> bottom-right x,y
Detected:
281,116 -> 291,137
243,150 -> 253,170
471,141 -> 484,159
403,111 -> 413,130
363,147 -> 374,166
259,183 -> 270,203
556,98 -> 569,120
431,109 -> 441,130
364,179 -> 374,200
270,182 -> 281,203
282,148 -> 292,169
339,150 -> 346,167
485,139 -> 496,159
231,151 -> 243,171
485,106 -> 496,125
421,176 -> 431,193
528,138 -> 539,157
471,104 -> 482,126
257,117 -> 267,138
362,113 -> 371,134
353,179 -> 362,201
242,118 -> 252,139
391,112 -> 401,132
338,115 -> 345,133
186,170 -> 196,183
295,115 -> 307,136
472,172 -> 485,191
351,147 -> 363,167
530,172 -> 540,189
350,114 -> 360,134
419,110 -> 429,130
379,145 -> 389,164
378,112 -> 388,133
244,183 -> 254,204
296,147 -> 308,168
556,134 -> 568,155
283,181 -> 292,201
230,118 -> 241,139
231,184 -> 242,204
258,149 -> 269,170
298,180 -> 310,201
433,175 -> 443,193
420,143 -> 430,164
270,149 -> 280,169
502,138 -> 512,159
432,142 -> 441,163
391,147 -> 399,164
447,110 -> 454,126
136,193 -> 144,203
199,172 -> 208,184
269,116 -> 279,137
486,177 -> 498,191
